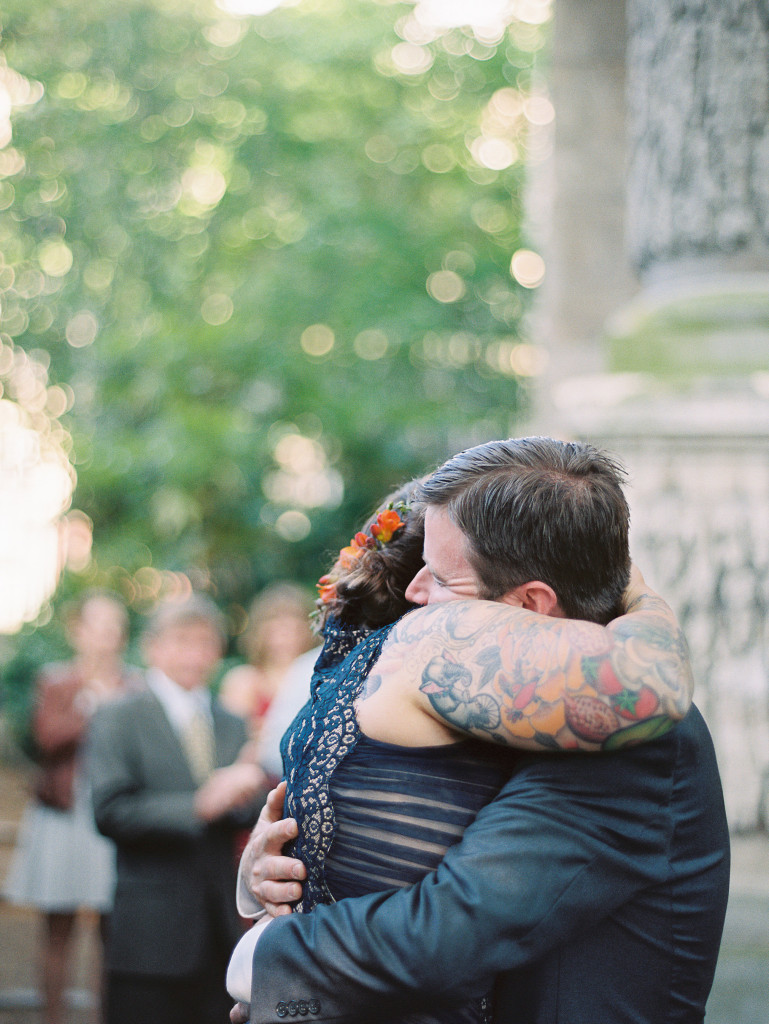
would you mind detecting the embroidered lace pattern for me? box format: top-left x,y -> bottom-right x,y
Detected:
281,616 -> 394,913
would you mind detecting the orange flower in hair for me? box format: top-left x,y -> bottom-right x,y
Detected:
316,575 -> 338,604
370,509 -> 405,544
315,502 -> 409,607
353,531 -> 376,550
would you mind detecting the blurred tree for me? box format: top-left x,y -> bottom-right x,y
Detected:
0,0 -> 547,626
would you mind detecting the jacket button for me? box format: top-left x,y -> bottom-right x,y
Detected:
288,1002 -> 299,1017
276,1002 -> 288,1018
298,1001 -> 309,1016
308,1000 -> 321,1015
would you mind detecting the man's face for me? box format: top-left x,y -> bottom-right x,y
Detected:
404,506 -> 483,606
146,620 -> 223,692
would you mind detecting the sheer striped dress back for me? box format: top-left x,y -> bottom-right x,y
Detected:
325,733 -> 513,898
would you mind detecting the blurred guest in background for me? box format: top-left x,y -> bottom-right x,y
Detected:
88,594 -> 266,1024
218,583 -> 316,747
250,646 -> 319,783
3,590 -> 142,1024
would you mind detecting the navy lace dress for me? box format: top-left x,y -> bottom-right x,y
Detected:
279,617 -> 515,1024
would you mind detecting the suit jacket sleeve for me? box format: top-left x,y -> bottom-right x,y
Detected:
249,735 -> 677,1023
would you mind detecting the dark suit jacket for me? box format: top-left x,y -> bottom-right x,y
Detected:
248,706 -> 729,1024
89,689 -> 258,978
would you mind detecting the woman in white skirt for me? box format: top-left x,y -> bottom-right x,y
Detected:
3,592 -> 142,1024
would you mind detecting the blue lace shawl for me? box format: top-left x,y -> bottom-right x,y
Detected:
279,616 -> 395,913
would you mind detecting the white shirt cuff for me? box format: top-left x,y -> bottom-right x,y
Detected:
227,916 -> 274,1003
236,859 -> 266,920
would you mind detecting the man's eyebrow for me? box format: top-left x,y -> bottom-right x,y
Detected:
423,558 -> 444,582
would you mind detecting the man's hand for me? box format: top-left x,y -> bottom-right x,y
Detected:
241,781 -> 306,917
622,562 -> 649,613
230,1002 -> 249,1024
194,762 -> 266,822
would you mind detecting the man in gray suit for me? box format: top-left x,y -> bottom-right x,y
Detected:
89,595 -> 267,1024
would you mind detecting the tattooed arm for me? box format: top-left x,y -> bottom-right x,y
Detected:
366,578 -> 693,752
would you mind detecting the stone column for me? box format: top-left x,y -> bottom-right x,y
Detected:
535,0 -> 769,828
532,0 -> 637,410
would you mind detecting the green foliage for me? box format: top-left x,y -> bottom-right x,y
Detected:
0,0 -> 540,625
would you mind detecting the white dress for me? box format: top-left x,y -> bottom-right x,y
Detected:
3,767 -> 117,913
2,662 -> 142,914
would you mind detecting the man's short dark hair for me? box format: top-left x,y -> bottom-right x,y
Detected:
418,437 -> 631,624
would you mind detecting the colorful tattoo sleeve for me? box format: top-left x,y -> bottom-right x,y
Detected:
387,589 -> 693,751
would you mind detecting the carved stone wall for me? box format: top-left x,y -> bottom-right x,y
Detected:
623,438 -> 769,829
572,418 -> 769,829
626,0 -> 769,280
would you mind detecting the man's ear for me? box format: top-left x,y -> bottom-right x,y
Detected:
498,581 -> 563,617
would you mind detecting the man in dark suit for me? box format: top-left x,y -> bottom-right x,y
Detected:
89,595 -> 267,1024
242,706 -> 727,1024
235,438 -> 730,1023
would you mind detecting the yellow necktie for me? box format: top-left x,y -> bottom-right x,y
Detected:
182,708 -> 215,783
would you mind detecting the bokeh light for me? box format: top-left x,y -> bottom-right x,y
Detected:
300,323 -> 335,357
354,329 -> 389,361
470,136 -> 518,170
426,270 -> 466,303
37,240 -> 73,278
275,509 -> 312,541
391,42 -> 435,76
510,248 -> 546,288
413,0 -> 514,37
201,293 -> 234,325
0,56 -> 44,148
0,340 -> 76,633
217,0 -> 293,15
65,310 -> 99,348
262,426 -> 343,514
